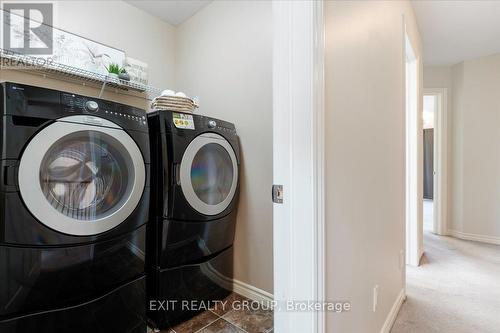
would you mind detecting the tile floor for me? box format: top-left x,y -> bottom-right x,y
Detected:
160,293 -> 274,333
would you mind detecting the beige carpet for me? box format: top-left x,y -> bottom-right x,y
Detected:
391,232 -> 500,333
423,200 -> 433,232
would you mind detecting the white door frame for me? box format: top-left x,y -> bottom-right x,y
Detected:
423,88 -> 448,235
405,30 -> 422,267
273,1 -> 325,333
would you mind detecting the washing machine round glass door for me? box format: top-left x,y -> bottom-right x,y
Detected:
18,116 -> 146,236
179,133 -> 238,216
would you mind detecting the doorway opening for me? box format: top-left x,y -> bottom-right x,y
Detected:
423,89 -> 448,236
423,95 -> 435,232
422,95 -> 437,233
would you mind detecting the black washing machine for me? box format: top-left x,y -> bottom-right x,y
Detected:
0,83 -> 150,333
147,111 -> 239,329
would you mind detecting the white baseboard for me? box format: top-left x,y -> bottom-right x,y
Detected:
380,289 -> 405,333
232,279 -> 274,304
449,230 -> 500,245
200,263 -> 273,304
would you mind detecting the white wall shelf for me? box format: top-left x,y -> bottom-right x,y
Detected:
0,48 -> 161,100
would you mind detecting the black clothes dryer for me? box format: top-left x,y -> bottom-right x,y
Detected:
147,111 -> 239,329
0,83 -> 150,333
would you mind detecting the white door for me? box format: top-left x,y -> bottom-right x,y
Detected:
179,133 -> 238,216
18,116 -> 146,236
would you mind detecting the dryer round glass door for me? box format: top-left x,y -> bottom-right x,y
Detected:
18,118 -> 146,236
179,133 -> 238,216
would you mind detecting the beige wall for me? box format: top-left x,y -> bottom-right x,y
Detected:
0,0 -> 176,109
449,54 -> 500,239
451,62 -> 465,233
423,65 -> 453,119
174,1 -> 273,293
325,1 -> 422,332
424,66 -> 453,89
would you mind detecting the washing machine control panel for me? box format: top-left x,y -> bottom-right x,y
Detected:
61,93 -> 147,127
206,118 -> 236,135
84,100 -> 99,112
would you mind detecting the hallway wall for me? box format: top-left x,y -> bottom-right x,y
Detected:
325,1 -> 423,332
449,54 -> 500,242
425,56 -> 500,243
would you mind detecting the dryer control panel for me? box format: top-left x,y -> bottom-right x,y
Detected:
148,110 -> 237,139
207,120 -> 237,135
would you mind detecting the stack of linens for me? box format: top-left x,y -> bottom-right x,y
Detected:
151,90 -> 198,113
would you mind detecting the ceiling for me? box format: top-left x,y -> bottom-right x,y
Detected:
411,1 -> 500,66
126,0 -> 212,26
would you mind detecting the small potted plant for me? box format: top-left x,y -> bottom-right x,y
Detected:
105,63 -> 121,80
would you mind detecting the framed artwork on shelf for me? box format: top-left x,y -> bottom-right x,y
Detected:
3,8 -> 125,77
50,30 -> 125,76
